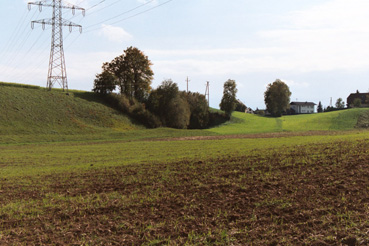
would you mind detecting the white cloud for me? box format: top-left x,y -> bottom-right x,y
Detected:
98,24 -> 133,43
257,0 -> 369,72
149,0 -> 369,79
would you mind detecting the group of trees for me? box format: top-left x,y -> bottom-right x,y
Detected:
147,80 -> 210,129
93,46 -> 153,101
94,46 -> 355,127
93,47 -> 212,129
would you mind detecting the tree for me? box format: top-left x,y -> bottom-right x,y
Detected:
147,79 -> 179,119
166,96 -> 191,129
147,79 -> 191,129
219,79 -> 238,116
92,70 -> 116,94
353,98 -> 362,108
264,79 -> 291,117
235,99 -> 247,112
104,46 -> 153,101
183,91 -> 209,129
335,98 -> 345,109
317,101 -> 323,113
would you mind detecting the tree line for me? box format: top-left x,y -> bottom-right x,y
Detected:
93,47 -> 228,129
93,46 -> 351,128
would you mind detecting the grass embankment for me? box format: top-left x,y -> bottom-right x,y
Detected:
0,82 -> 217,144
0,82 -> 139,136
2,82 -> 369,144
208,109 -> 367,135
0,132 -> 369,244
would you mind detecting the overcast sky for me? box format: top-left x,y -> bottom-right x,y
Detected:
1,0 -> 369,109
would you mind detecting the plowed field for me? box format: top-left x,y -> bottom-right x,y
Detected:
0,138 -> 369,245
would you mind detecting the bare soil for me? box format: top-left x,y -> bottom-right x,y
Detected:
0,139 -> 368,245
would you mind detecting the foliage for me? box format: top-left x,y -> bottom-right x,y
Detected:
103,46 -> 153,101
147,79 -> 188,128
183,92 -> 210,129
219,79 -> 238,116
147,80 -> 212,129
166,95 -> 191,129
92,70 -> 117,94
235,99 -> 247,112
264,79 -> 291,117
208,111 -> 230,127
353,98 -> 362,108
317,101 -> 323,113
335,98 -> 345,109
105,93 -> 161,128
254,108 -> 265,116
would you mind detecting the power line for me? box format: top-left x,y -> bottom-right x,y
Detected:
0,9 -> 42,71
87,0 -> 106,11
84,0 -> 174,33
84,0 -> 156,30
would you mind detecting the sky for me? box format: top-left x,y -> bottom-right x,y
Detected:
1,0 -> 369,109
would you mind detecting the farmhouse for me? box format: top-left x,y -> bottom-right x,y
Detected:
290,101 -> 316,114
347,91 -> 369,108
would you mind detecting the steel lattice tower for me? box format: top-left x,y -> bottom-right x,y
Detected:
28,0 -> 85,92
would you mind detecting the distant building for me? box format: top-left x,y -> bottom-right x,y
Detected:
245,107 -> 254,114
290,101 -> 316,114
347,90 -> 369,108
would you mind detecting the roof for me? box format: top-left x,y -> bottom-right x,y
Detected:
290,101 -> 316,106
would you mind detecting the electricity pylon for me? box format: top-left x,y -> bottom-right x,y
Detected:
28,0 -> 85,92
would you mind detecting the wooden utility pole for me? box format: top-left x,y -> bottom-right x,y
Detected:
205,81 -> 210,106
186,76 -> 190,93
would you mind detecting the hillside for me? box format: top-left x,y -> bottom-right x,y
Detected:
207,108 -> 369,135
0,82 -> 142,142
1,82 -> 369,144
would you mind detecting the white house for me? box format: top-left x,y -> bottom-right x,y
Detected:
290,102 -> 316,114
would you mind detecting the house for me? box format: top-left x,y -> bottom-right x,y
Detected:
347,91 -> 369,108
245,107 -> 254,114
290,101 -> 316,114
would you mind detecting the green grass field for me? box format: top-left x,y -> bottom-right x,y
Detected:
208,108 -> 366,135
1,82 -> 369,144
1,82 -> 369,244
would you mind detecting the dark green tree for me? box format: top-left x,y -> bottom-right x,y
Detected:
264,79 -> 291,117
104,46 -> 153,101
166,96 -> 191,129
219,79 -> 238,116
235,99 -> 247,112
317,101 -> 323,113
353,98 -> 362,108
183,92 -> 209,129
147,79 -> 179,119
148,79 -> 191,129
92,70 -> 117,94
335,98 -> 345,109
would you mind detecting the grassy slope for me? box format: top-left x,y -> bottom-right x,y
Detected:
0,83 -> 216,143
0,82 -> 144,142
1,82 -> 369,144
208,108 -> 367,135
